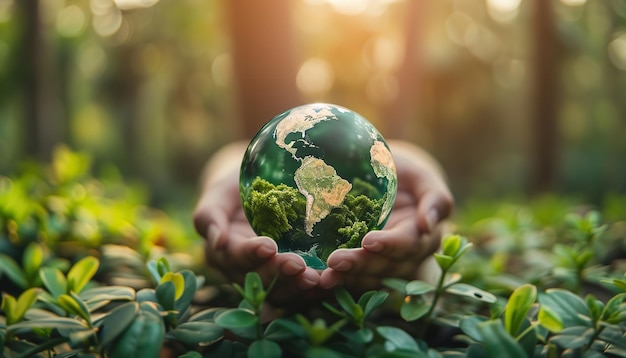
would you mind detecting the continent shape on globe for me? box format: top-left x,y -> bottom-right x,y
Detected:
240,103 -> 397,268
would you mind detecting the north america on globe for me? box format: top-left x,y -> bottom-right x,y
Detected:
239,103 -> 398,269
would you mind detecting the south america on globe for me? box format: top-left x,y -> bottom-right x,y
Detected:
239,103 -> 398,269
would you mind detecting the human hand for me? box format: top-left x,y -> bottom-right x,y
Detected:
192,143 -> 321,305
320,140 -> 454,293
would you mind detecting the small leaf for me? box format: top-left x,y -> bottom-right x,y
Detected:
0,253 -> 28,289
538,289 -> 590,327
58,294 -> 91,324
215,308 -> 259,330
382,278 -> 408,294
155,281 -> 176,310
23,243 -> 44,281
40,267 -> 67,298
601,293 -> 625,322
459,315 -> 489,342
405,280 -> 436,296
503,284 -> 537,336
243,271 -> 265,304
549,326 -> 594,350
335,288 -> 359,318
361,291 -> 389,318
8,317 -> 89,333
477,320 -> 527,357
146,260 -> 161,282
174,270 -> 198,314
442,234 -> 461,257
537,305 -> 563,333
377,326 -> 420,353
248,339 -> 281,358
14,288 -> 41,325
156,257 -> 171,277
97,301 -> 140,348
79,285 -> 136,303
400,299 -> 430,322
2,294 -> 17,325
172,321 -> 223,345
107,309 -> 164,358
189,307 -> 227,322
66,256 -> 99,294
446,283 -> 497,303
160,272 -> 184,300
433,253 -> 453,271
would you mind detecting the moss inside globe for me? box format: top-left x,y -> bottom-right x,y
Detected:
239,103 -> 397,269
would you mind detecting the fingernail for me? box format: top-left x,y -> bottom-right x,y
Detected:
256,244 -> 275,259
282,261 -> 304,276
363,240 -> 382,252
426,210 -> 439,233
332,260 -> 353,272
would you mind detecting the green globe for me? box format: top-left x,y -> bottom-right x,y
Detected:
239,103 -> 397,269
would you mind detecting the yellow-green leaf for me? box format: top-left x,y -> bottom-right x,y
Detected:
2,294 -> 18,325
160,272 -> 184,300
67,256 -> 99,294
538,305 -> 563,333
14,288 -> 41,324
504,284 -> 537,336
58,294 -> 91,324
40,267 -> 67,299
23,243 -> 44,281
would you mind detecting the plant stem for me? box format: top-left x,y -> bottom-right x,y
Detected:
418,268 -> 448,339
15,337 -> 68,358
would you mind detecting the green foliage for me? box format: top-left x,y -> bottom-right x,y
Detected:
2,148 -> 626,357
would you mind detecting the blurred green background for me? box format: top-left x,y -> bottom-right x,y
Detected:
1,0 -> 625,207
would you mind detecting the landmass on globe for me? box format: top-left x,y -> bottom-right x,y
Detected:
240,103 -> 397,268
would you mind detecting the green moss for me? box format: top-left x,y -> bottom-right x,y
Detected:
242,177 -> 306,242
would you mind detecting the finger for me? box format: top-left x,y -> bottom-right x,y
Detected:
206,235 -> 277,273
415,190 -> 454,234
361,208 -> 419,258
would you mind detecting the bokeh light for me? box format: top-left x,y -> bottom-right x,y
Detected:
296,57 -> 335,98
56,5 -> 87,38
486,0 -> 522,23
608,32 -> 626,71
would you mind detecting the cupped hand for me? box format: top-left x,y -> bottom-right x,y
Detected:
193,144 -> 321,305
320,141 -> 454,293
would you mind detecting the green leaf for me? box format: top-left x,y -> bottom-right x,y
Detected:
477,320 -> 527,357
537,305 -> 563,333
0,253 -> 28,289
146,260 -> 161,283
178,352 -> 203,358
549,326 -> 594,350
160,272 -> 184,300
248,339 -> 281,358
382,278 -> 409,294
335,288 -> 360,319
405,280 -> 436,296
361,290 -> 389,318
66,256 -> 99,294
377,326 -> 420,353
442,234 -> 461,257
538,289 -> 590,327
23,243 -> 43,282
189,307 -> 227,322
400,299 -> 430,322
155,280 -> 176,310
172,321 -> 223,345
57,294 -> 91,325
156,257 -> 171,277
216,308 -> 259,329
174,270 -> 199,314
8,317 -> 89,333
459,315 -> 489,342
503,284 -> 537,336
107,309 -> 164,358
79,285 -> 136,303
433,253 -> 453,271
601,293 -> 625,322
244,271 -> 265,304
446,283 -> 497,303
40,267 -> 67,298
97,301 -> 140,348
610,278 -> 626,292
2,294 -> 17,325
13,288 -> 41,325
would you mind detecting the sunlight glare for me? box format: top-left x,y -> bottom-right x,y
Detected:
57,5 -> 86,37
608,32 -> 626,71
486,0 -> 521,23
0,0 -> 13,23
114,0 -> 160,10
297,58 -> 334,98
326,0 -> 369,15
560,0 -> 587,6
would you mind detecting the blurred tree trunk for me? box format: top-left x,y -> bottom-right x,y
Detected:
225,0 -> 302,139
18,0 -> 64,160
530,0 -> 559,193
380,0 -> 427,141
